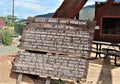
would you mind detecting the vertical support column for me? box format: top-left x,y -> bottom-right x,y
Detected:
95,43 -> 99,58
99,44 -> 102,58
115,56 -> 117,66
76,13 -> 79,20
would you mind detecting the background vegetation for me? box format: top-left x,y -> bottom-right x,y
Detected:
0,15 -> 26,45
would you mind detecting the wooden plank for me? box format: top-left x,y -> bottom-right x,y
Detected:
20,18 -> 95,55
12,51 -> 89,81
16,73 -> 23,84
45,77 -> 51,84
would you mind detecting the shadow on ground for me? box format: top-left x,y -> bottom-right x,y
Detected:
96,57 -> 112,84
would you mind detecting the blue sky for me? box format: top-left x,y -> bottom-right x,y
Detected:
0,0 -> 119,19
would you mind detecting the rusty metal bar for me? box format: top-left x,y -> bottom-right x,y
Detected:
53,0 -> 88,19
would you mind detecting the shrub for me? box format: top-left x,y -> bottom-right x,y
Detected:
57,79 -> 64,84
14,22 -> 26,35
0,29 -> 13,46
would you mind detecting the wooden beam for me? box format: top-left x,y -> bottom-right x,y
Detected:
45,76 -> 51,84
16,73 -> 23,84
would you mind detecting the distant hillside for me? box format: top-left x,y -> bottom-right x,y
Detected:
35,13 -> 54,18
84,5 -> 95,9
79,5 -> 95,20
35,5 -> 95,20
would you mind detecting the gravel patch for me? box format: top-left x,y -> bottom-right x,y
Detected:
0,45 -> 19,56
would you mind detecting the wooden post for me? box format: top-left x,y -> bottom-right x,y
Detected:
45,76 -> 51,84
16,73 -> 23,84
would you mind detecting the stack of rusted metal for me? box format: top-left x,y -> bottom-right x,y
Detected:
12,17 -> 95,81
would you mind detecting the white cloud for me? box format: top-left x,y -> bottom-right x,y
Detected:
0,1 -> 5,5
16,0 -> 40,3
15,1 -> 47,12
85,0 -> 107,6
92,0 -> 104,1
56,0 -> 64,4
50,0 -> 64,12
85,1 -> 95,6
3,11 -> 11,16
1,0 -> 110,18
53,0 -> 107,7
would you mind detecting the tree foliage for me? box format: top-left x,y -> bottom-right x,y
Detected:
0,15 -> 17,27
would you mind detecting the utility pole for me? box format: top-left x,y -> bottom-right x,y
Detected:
12,0 -> 14,27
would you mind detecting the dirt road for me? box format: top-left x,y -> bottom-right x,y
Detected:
0,54 -> 120,84
0,55 -> 34,84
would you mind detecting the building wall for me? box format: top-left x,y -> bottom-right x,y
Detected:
94,2 -> 120,43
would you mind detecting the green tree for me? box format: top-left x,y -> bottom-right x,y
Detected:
0,15 -> 17,27
0,16 -> 6,21
14,22 -> 26,35
6,15 -> 17,27
0,15 -> 26,35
